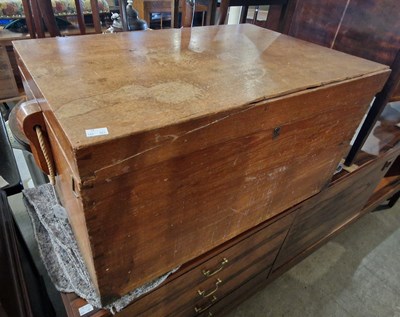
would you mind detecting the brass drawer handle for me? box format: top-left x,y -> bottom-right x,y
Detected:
202,258 -> 228,277
198,278 -> 222,298
194,295 -> 217,314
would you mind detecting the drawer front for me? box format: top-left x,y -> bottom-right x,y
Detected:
273,149 -> 399,270
198,269 -> 271,317
117,212 -> 294,317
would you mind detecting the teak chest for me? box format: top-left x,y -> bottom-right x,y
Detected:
13,24 -> 389,304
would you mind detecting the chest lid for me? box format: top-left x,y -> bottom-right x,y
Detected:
13,24 -> 388,150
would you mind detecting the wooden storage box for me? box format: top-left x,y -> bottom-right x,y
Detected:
13,24 -> 389,304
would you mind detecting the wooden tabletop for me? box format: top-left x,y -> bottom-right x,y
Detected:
13,24 -> 389,149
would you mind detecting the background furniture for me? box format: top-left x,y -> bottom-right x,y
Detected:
0,112 -> 57,317
217,0 -> 288,28
1,0 -> 111,36
0,44 -> 19,100
278,0 -> 400,166
134,0 -> 208,28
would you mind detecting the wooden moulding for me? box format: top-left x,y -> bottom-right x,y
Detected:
12,25 -> 391,304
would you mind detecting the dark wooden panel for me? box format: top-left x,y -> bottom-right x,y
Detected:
273,148 -> 400,271
283,0 -> 400,165
0,191 -> 32,317
333,0 -> 400,66
0,45 -> 19,99
116,212 -> 294,316
285,0 -> 400,66
36,0 -> 61,37
60,206 -> 296,317
286,0 -> 348,47
199,269 -> 270,317
228,0 -> 287,6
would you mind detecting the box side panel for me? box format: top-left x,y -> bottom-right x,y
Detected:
77,71 -> 388,303
46,119 -> 99,293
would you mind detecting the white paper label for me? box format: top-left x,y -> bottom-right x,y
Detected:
0,176 -> 9,188
78,303 -> 94,316
85,127 -> 109,137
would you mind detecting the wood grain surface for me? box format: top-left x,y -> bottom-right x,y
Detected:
116,211 -> 294,316
272,146 -> 400,272
13,24 -> 388,149
284,0 -> 400,99
285,0 -> 400,66
14,24 -> 391,303
0,45 -> 19,99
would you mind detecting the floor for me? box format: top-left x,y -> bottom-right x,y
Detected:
226,202 -> 400,317
6,146 -> 400,317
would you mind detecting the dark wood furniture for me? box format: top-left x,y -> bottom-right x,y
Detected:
0,44 -> 19,101
217,0 -> 288,29
132,0 -> 208,28
13,23 -> 392,313
20,0 -> 108,37
60,101 -> 400,317
0,112 -> 58,317
0,190 -> 32,317
278,0 -> 400,166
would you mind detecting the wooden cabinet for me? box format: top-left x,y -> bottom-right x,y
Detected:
60,103 -> 400,316
61,209 -> 296,316
272,146 -> 400,273
13,24 -> 390,303
116,211 -> 295,316
270,100 -> 400,277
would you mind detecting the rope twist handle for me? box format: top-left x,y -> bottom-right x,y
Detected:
35,125 -> 55,185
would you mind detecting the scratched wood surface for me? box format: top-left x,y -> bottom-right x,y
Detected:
14,24 -> 390,304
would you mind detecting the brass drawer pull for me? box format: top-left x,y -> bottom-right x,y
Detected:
202,258 -> 228,277
198,278 -> 222,298
194,295 -> 217,314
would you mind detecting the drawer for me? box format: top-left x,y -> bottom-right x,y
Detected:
117,212 -> 295,317
198,269 -> 271,317
273,149 -> 400,271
